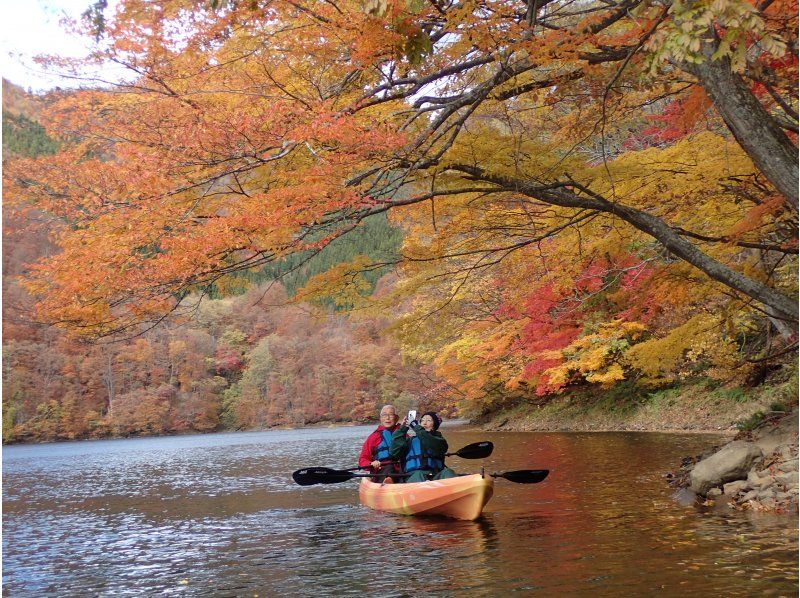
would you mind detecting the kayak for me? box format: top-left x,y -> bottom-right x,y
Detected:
359,473 -> 494,521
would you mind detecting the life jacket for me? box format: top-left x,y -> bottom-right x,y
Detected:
372,429 -> 394,462
403,435 -> 444,473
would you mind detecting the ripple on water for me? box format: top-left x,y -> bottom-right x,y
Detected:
3,427 -> 798,596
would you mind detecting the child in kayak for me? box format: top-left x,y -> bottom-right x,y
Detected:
390,411 -> 457,483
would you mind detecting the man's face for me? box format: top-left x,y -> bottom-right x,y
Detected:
380,408 -> 398,428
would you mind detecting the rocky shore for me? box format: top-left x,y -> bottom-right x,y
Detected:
668,409 -> 799,513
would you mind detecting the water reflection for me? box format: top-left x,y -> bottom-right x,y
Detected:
3,426 -> 798,596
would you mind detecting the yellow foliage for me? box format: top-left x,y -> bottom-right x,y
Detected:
586,363 -> 626,386
293,257 -> 373,308
625,312 -> 752,382
626,314 -> 710,377
539,319 -> 647,390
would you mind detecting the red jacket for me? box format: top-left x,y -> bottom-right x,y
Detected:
358,424 -> 401,469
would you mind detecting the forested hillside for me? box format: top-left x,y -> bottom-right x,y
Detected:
2,83 -> 438,443
2,80 -> 58,158
3,0 -> 798,440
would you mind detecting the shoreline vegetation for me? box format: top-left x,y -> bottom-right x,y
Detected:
6,369 -> 796,443
477,373 -> 797,434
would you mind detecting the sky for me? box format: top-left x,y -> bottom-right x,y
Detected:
1,0 -> 124,92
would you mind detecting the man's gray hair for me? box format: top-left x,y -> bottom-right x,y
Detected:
379,404 -> 397,414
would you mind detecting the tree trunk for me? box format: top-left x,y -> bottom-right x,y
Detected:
447,165 -> 799,322
684,43 -> 798,210
103,352 -> 116,417
606,202 -> 798,322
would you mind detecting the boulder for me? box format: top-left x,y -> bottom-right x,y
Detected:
706,487 -> 722,497
778,458 -> 798,472
723,480 -> 748,496
690,441 -> 764,496
776,471 -> 799,486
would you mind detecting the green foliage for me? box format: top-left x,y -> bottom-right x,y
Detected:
2,392 -> 20,443
642,386 -> 682,407
769,401 -> 787,413
2,112 -> 58,158
216,213 -> 402,308
219,382 -> 241,429
710,386 -> 747,403
735,410 -> 767,431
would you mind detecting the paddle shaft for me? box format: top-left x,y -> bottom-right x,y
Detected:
292,466 -> 412,485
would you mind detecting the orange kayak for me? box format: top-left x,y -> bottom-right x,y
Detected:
359,474 -> 494,521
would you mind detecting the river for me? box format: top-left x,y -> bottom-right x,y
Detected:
3,425 -> 798,596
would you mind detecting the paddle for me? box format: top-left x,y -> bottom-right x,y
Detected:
293,467 -> 411,486
490,469 -> 549,484
293,466 -> 549,486
345,441 -> 495,471
447,441 -> 494,460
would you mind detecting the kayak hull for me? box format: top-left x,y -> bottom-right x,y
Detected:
359,474 -> 494,521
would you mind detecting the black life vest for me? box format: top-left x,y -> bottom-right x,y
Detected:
404,435 -> 444,473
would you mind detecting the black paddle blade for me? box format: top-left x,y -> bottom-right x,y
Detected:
292,467 -> 355,486
493,469 -> 549,484
448,441 -> 494,459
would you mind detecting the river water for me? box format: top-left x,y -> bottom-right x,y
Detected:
3,425 -> 798,596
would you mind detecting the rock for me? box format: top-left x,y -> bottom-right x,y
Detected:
707,487 -> 723,497
776,471 -> 799,486
740,489 -> 759,502
673,487 -> 697,506
757,489 -> 776,500
756,415 -> 799,454
747,470 -> 772,489
723,480 -> 749,495
690,441 -> 764,496
778,458 -> 798,472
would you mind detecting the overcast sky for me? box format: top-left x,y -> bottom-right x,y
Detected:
1,0 -> 124,92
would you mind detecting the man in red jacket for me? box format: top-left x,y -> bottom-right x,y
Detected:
358,405 -> 401,482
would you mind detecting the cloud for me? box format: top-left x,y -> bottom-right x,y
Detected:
1,0 -> 127,91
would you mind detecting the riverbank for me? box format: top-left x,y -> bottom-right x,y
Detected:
477,372 -> 798,513
477,373 -> 797,433
668,408 -> 798,513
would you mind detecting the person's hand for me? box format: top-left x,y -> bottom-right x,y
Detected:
370,459 -> 381,469
406,428 -> 417,437
401,416 -> 409,426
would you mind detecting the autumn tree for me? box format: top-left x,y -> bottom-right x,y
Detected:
3,0 -> 797,417
4,0 -> 795,333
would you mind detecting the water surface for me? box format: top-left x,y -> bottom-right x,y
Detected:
3,426 -> 798,596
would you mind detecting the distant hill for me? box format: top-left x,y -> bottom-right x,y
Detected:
2,79 -> 58,158
2,79 -> 43,118
251,213 -> 403,305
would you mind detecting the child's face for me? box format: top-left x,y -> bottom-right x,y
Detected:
420,414 -> 435,432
